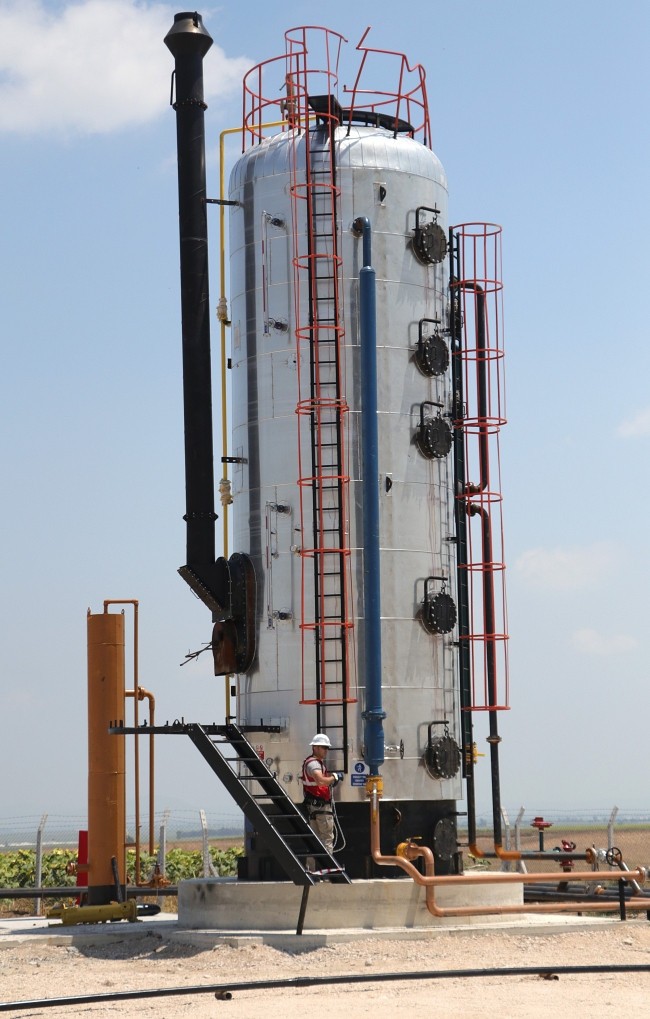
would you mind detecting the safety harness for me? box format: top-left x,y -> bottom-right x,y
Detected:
302,754 -> 332,812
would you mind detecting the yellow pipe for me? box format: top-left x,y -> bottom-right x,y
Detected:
48,899 -> 137,926
369,789 -> 650,918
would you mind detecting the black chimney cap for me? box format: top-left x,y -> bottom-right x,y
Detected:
164,11 -> 213,59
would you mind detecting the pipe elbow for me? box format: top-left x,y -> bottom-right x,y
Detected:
352,216 -> 372,266
493,844 -> 521,862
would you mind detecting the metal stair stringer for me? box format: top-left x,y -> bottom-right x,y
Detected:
185,723 -> 351,886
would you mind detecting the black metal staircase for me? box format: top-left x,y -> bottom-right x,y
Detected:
186,722 -> 350,886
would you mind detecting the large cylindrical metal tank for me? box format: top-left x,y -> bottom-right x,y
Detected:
228,90 -> 462,874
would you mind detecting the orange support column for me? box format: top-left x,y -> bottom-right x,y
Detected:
87,610 -> 126,904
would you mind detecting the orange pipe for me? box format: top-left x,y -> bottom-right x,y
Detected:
126,685 -> 156,857
470,841 -> 534,862
369,791 -> 650,918
469,837 -> 544,862
103,600 -> 141,882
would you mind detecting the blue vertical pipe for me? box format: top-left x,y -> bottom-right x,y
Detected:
353,217 -> 386,776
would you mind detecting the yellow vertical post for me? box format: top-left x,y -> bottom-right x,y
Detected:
87,610 -> 126,904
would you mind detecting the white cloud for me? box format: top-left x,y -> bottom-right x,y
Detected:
514,542 -> 618,591
572,628 -> 638,656
0,1 -> 251,136
617,407 -> 650,438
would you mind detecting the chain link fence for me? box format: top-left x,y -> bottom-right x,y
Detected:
0,810 -> 246,914
0,810 -> 245,854
461,807 -> 650,874
3,807 -> 649,911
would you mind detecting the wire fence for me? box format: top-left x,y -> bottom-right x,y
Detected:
461,807 -> 650,874
0,810 -> 245,853
3,806 -> 650,902
0,809 -> 247,916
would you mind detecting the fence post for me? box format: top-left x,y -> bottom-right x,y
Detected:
199,809 -> 218,878
500,807 -> 512,871
34,813 -> 48,917
514,806 -> 527,874
157,809 -> 170,879
608,805 -> 619,862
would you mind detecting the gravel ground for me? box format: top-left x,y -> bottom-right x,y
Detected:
2,919 -> 650,1017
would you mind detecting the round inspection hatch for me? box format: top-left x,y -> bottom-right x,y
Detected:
427,735 -> 462,780
421,590 -> 457,635
416,334 -> 449,377
413,221 -> 448,265
416,417 -> 452,460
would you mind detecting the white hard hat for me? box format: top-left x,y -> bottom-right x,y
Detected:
310,733 -> 331,748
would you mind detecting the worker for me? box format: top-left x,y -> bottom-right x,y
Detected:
301,734 -> 344,855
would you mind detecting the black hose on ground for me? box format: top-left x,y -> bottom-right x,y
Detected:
2,964 -> 650,1011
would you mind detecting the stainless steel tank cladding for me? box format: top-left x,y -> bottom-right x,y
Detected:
228,124 -> 460,805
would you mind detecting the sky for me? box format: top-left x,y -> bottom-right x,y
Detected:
1,0 -> 649,828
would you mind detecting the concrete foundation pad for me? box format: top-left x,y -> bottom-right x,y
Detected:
0,910 -> 622,951
179,877 -> 526,933
171,917 -> 622,952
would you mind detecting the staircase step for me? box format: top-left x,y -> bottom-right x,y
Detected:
186,723 -> 351,888
265,813 -> 304,821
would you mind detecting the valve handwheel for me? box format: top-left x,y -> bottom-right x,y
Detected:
605,847 -> 623,867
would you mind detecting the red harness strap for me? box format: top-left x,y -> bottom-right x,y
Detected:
301,755 -> 331,802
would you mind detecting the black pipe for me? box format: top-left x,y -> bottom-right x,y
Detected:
468,285 -> 503,848
524,882 -> 648,902
165,13 -> 221,608
469,502 -> 503,845
0,886 -> 177,898
449,229 -> 475,838
457,276 -> 587,863
4,964 -> 650,1011
619,878 -> 627,920
456,276 -> 504,850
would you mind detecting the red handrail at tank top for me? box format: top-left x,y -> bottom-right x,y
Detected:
301,755 -> 332,802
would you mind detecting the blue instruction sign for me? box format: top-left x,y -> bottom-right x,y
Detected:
350,760 -> 368,787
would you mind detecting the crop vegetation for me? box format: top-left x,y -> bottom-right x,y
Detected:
0,844 -> 244,910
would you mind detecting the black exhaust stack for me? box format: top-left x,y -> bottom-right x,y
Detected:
165,12 -> 255,673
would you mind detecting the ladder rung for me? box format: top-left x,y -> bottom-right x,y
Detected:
276,833 -> 316,840
223,756 -> 264,764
